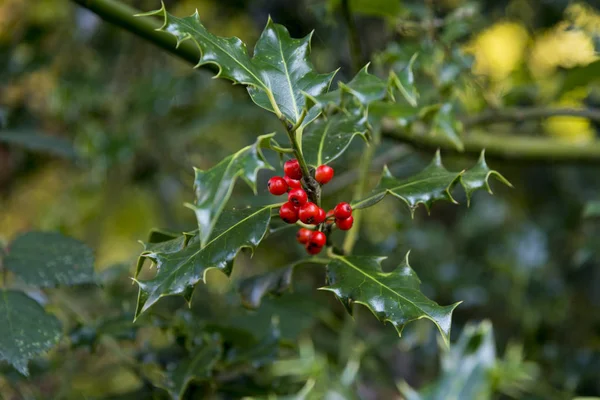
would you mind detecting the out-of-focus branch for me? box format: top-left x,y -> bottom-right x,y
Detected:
462,107 -> 600,128
71,0 -> 600,164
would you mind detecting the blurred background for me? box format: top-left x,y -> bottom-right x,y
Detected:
1,0 -> 600,398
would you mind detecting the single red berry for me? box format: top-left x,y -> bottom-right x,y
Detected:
314,207 -> 326,224
288,188 -> 308,207
268,176 -> 288,195
284,159 -> 302,180
306,231 -> 326,254
306,243 -> 323,255
335,215 -> 354,230
334,202 -> 352,219
298,202 -> 320,224
315,165 -> 334,185
279,202 -> 298,224
284,175 -> 302,190
309,231 -> 326,247
296,228 -> 313,244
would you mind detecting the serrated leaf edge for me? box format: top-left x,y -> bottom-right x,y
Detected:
133,206 -> 273,320
318,253 -> 460,347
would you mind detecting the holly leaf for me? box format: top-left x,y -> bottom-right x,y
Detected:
397,321 -> 497,400
238,266 -> 294,309
302,113 -> 368,167
159,335 -> 222,400
0,290 -> 62,375
460,151 -> 513,206
320,253 -> 459,346
339,64 -> 391,105
192,134 -> 274,246
353,150 -> 510,215
4,232 -> 95,287
390,53 -> 418,107
140,6 -> 335,125
431,104 -> 464,151
135,206 -> 272,317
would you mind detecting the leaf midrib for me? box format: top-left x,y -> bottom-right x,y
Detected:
336,257 -> 436,320
150,207 -> 270,281
353,173 -> 459,208
275,27 -> 299,121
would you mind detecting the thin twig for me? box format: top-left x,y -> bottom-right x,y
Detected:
462,107 -> 600,128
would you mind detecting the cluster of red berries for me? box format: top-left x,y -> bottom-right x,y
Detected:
268,159 -> 354,255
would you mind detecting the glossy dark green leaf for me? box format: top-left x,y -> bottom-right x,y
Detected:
321,254 -> 459,345
353,151 -> 510,215
0,290 -> 62,375
238,266 -> 294,309
139,6 -> 335,125
4,232 -> 95,287
460,151 -> 513,206
135,206 -> 272,317
248,18 -> 336,124
340,64 -> 390,105
302,113 -> 368,166
192,134 -> 274,246
398,321 -> 496,400
160,335 -> 222,400
0,131 -> 77,159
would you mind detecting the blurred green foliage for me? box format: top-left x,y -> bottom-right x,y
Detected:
1,0 -> 600,399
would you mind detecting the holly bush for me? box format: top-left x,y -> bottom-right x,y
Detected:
1,0 -> 600,399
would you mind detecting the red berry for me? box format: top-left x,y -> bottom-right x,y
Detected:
284,175 -> 302,190
314,207 -> 326,224
306,231 -> 326,254
288,188 -> 308,207
284,159 -> 302,180
306,243 -> 323,255
268,176 -> 288,195
296,228 -> 313,244
279,202 -> 298,224
315,165 -> 334,185
334,202 -> 352,219
308,231 -> 326,247
335,215 -> 354,230
298,202 -> 320,224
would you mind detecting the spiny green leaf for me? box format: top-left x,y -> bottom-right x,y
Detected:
192,134 -> 274,246
390,53 -> 419,107
339,64 -> 391,105
0,290 -> 62,375
320,253 -> 459,346
238,266 -> 294,309
248,18 -> 336,123
160,334 -> 222,400
302,113 -> 368,167
135,206 -> 272,318
353,150 -> 510,215
4,232 -> 95,287
140,6 -> 335,124
306,64 -> 393,112
461,151 -> 513,206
